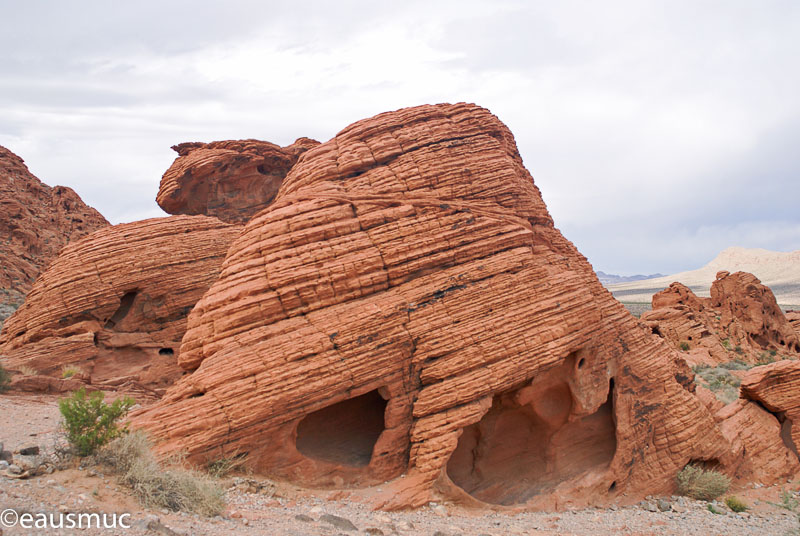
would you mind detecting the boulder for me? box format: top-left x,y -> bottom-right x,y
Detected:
0,215 -> 240,394
156,137 -> 319,224
0,145 -> 108,327
132,103 -> 741,509
641,272 -> 800,365
741,360 -> 800,457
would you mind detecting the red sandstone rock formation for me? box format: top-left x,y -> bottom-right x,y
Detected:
641,271 -> 800,365
156,138 -> 320,224
132,103 -> 748,510
0,216 -> 240,396
787,311 -> 800,334
0,146 -> 108,326
741,360 -> 800,458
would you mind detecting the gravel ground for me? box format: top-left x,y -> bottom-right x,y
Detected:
1,392 -> 799,536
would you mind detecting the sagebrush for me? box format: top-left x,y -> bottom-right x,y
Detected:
59,388 -> 134,456
676,464 -> 730,500
95,431 -> 225,516
0,363 -> 9,392
725,495 -> 748,512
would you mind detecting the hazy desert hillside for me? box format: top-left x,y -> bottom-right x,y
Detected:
607,246 -> 800,306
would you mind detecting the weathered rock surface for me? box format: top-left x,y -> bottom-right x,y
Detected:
156,138 -> 320,224
741,360 -> 800,457
0,216 -> 240,395
641,271 -> 800,365
787,310 -> 800,334
0,146 -> 108,327
133,103 -> 745,510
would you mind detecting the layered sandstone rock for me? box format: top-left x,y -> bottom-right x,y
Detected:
641,271 -> 800,365
0,146 -> 108,327
0,216 -> 240,395
156,138 -> 319,224
787,311 -> 800,334
132,103 -> 747,509
741,360 -> 800,457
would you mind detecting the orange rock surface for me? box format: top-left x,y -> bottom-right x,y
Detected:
156,138 -> 319,224
132,103 -> 746,509
741,360 -> 800,457
641,271 -> 800,365
0,216 -> 240,395
0,145 -> 108,326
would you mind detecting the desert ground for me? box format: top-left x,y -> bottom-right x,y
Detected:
1,392 -> 799,536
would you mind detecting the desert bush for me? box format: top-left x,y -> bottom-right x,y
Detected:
692,365 -> 741,404
61,365 -> 82,378
0,363 -> 10,392
679,341 -> 690,351
719,359 -> 750,371
676,464 -> 730,500
18,365 -> 38,376
96,432 -> 225,516
734,345 -> 744,355
59,388 -> 134,456
721,338 -> 731,350
757,351 -> 776,366
725,495 -> 748,512
206,452 -> 248,478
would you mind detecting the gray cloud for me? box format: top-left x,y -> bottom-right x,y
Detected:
1,0 -> 798,276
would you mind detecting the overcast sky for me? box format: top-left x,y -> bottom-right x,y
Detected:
2,1 -> 799,275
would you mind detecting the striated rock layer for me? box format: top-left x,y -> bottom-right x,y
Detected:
741,360 -> 800,458
0,146 -> 108,326
641,271 -> 800,366
0,216 -> 240,395
156,138 -> 319,224
134,103 -> 749,510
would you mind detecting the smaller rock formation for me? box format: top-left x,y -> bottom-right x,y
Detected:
787,311 -> 800,334
156,138 -> 320,224
641,271 -> 800,365
0,215 -> 240,396
741,360 -> 800,458
0,146 -> 108,327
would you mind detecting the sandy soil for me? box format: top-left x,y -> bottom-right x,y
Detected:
1,392 -> 799,536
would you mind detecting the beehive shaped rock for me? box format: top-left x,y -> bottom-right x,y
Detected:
132,103 -> 742,510
156,138 -> 319,224
642,271 -> 800,365
0,146 -> 108,326
741,360 -> 800,458
0,215 -> 240,395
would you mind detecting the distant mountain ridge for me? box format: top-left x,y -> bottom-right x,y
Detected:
596,271 -> 664,286
607,246 -> 800,306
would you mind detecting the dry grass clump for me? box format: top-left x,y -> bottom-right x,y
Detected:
0,363 -> 10,392
94,431 -> 225,516
676,464 -> 730,501
725,495 -> 748,512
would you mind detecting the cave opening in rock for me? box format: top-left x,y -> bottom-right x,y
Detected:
158,348 -> 175,356
446,380 -> 617,505
105,290 -> 137,329
295,389 -> 387,467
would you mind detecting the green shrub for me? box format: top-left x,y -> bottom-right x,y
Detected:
95,432 -> 225,516
719,359 -> 750,371
707,503 -> 724,514
692,366 -> 741,403
721,338 -> 731,350
734,345 -> 744,355
725,495 -> 748,512
676,464 -> 730,500
679,341 -> 690,351
61,365 -> 82,379
59,388 -> 134,456
0,363 -> 10,392
757,351 -> 776,366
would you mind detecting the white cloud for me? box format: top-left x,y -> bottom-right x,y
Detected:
1,0 -> 798,275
